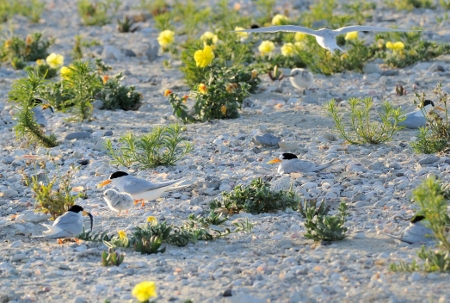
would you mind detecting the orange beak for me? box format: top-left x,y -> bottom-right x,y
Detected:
97,179 -> 111,188
434,106 -> 445,112
267,158 -> 282,164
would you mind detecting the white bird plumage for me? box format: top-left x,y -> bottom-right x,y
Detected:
32,98 -> 54,128
288,68 -> 314,94
235,25 -> 419,53
398,100 -> 444,129
383,216 -> 434,244
33,205 -> 93,241
103,188 -> 134,215
99,171 -> 190,207
268,153 -> 336,175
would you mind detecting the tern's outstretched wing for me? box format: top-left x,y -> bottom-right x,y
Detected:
334,25 -> 420,34
235,25 -> 319,36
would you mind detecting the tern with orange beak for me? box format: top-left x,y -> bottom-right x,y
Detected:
98,171 -> 189,207
268,153 -> 336,175
398,100 -> 445,129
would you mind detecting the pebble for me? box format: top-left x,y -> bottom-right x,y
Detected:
252,134 -> 280,146
65,132 -> 92,140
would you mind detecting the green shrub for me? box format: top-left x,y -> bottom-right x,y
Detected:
304,202 -> 349,242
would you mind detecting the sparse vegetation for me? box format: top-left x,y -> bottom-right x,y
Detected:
77,0 -> 120,26
105,124 -> 193,169
304,202 -> 349,242
209,178 -> 300,215
327,97 -> 405,144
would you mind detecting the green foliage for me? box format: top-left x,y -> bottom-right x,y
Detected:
77,0 -> 120,26
25,63 -> 58,79
101,245 -> 125,267
78,229 -> 114,242
209,178 -> 300,215
385,0 -> 434,11
99,73 -> 143,110
24,167 -> 82,220
117,16 -> 138,33
304,202 -> 349,242
61,60 -> 103,120
91,215 -> 252,255
0,32 -> 53,69
8,69 -> 58,147
390,177 -> 450,272
327,97 -> 405,144
411,84 -> 450,154
169,63 -> 256,123
105,124 -> 193,169
298,199 -> 331,219
0,0 -> 45,23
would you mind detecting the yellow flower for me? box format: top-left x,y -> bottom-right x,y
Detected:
200,31 -> 218,46
393,41 -> 405,51
294,41 -> 306,50
157,30 -> 175,48
60,66 -> 72,80
36,59 -> 45,66
198,83 -> 208,94
4,40 -> 11,48
132,281 -> 157,302
163,89 -> 172,97
46,53 -> 64,69
102,75 -> 109,84
221,105 -> 227,115
234,26 -> 249,40
147,216 -> 158,225
344,31 -> 358,41
182,95 -> 189,103
251,69 -> 258,79
272,14 -> 289,25
294,33 -> 307,42
258,40 -> 275,56
281,43 -> 295,57
194,45 -> 214,68
386,41 -> 404,52
118,230 -> 127,239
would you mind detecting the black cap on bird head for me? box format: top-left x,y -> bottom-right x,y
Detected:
68,205 -> 84,213
109,171 -> 129,179
281,153 -> 298,160
422,100 -> 434,107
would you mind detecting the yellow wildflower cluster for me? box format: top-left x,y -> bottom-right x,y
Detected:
234,26 -> 249,41
147,216 -> 158,225
386,41 -> 405,52
281,43 -> 295,57
132,281 -> 157,302
46,53 -> 64,69
194,45 -> 215,67
344,31 -> 358,41
200,31 -> 218,46
272,14 -> 289,25
258,40 -> 275,56
60,66 -> 73,80
157,30 -> 175,48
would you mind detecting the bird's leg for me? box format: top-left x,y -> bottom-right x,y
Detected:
57,239 -> 63,245
125,210 -> 129,215
75,238 -> 82,244
134,199 -> 143,205
141,200 -> 145,208
117,211 -> 121,216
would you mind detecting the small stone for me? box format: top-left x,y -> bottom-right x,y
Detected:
409,272 -> 421,282
103,130 -> 113,136
16,210 -> 51,223
138,103 -> 153,112
381,70 -> 399,76
223,289 -> 232,297
102,45 -> 123,60
146,44 -> 159,61
428,63 -> 445,72
0,188 -> 18,198
65,132 -> 92,140
368,161 -> 385,171
123,49 -> 136,57
73,297 -> 86,303
92,100 -> 104,110
418,156 -> 439,165
363,63 -> 381,74
253,133 -> 280,147
301,95 -> 319,104
76,159 -> 89,165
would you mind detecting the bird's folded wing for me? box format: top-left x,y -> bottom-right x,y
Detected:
334,25 -> 419,34
235,25 -> 318,36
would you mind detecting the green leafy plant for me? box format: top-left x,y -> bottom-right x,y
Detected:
304,202 -> 349,242
298,199 -> 331,218
78,229 -> 114,242
390,176 -> 450,272
327,97 -> 405,144
117,16 -> 138,33
0,32 -> 53,69
8,69 -> 58,147
0,0 -> 45,23
410,84 -> 450,154
209,177 -> 300,215
385,0 -> 434,11
168,63 -> 257,123
105,124 -> 193,169
99,73 -> 143,110
23,166 -> 82,220
77,0 -> 120,26
101,243 -> 125,266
